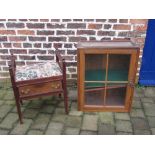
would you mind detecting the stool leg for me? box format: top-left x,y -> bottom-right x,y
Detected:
63,80 -> 68,114
15,97 -> 23,124
12,87 -> 23,124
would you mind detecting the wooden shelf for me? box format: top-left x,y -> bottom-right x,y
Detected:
85,85 -> 126,92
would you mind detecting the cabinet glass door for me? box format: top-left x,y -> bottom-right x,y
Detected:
84,53 -> 131,107
84,54 -> 107,106
105,54 -> 131,107
105,83 -> 127,106
107,54 -> 130,82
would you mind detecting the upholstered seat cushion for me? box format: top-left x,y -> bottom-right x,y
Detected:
15,62 -> 62,81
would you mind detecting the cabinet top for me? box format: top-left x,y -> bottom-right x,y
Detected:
77,41 -> 139,49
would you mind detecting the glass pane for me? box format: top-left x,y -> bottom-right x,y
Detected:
85,86 -> 105,106
85,54 -> 106,87
108,54 -> 130,81
105,83 -> 127,106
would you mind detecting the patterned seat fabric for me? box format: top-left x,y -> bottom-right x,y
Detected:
15,62 -> 62,81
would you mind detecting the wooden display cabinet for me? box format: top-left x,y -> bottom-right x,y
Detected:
77,41 -> 140,112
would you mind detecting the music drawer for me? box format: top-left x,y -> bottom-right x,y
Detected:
19,81 -> 62,96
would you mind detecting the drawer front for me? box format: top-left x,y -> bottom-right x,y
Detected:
19,81 -> 62,96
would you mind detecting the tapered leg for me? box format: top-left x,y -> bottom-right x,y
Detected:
12,87 -> 23,124
15,97 -> 23,124
63,80 -> 68,114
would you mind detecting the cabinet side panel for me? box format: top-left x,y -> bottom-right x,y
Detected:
125,49 -> 140,111
77,49 -> 85,111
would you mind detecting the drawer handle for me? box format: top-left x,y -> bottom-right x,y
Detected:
21,89 -> 30,94
51,83 -> 60,89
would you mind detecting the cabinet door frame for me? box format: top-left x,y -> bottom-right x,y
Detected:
78,48 -> 139,112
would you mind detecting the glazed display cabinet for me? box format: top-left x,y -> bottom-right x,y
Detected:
77,41 -> 140,112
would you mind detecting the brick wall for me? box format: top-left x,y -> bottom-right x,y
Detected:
0,19 -> 148,82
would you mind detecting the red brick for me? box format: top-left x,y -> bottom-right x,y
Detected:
119,19 -> 128,23
104,24 -> 112,29
29,19 -> 38,22
43,43 -> 52,48
29,49 -> 46,54
10,49 -> 27,54
68,67 -> 76,72
77,30 -> 95,35
23,43 -> 32,48
53,43 -> 62,49
37,30 -> 54,35
73,19 -> 83,22
18,30 -> 35,35
51,19 -> 60,22
71,74 -> 77,78
0,49 -> 8,54
40,19 -> 49,22
101,38 -> 111,41
62,19 -> 72,22
67,23 -> 86,29
8,19 -> 17,21
88,24 -> 102,29
67,50 -> 77,55
37,55 -> 54,60
3,43 -> 12,48
0,19 -> 6,21
0,61 -> 6,65
84,19 -> 94,22
134,37 -> 145,44
56,30 -> 75,35
0,55 -> 12,60
113,38 -> 130,41
64,43 -> 72,48
96,19 -> 106,22
133,25 -> 147,31
19,19 -> 28,21
33,43 -> 42,48
69,37 -> 87,42
97,31 -> 115,36
108,19 -> 117,23
2,66 -> 9,71
9,36 -> 26,42
48,37 -> 66,42
27,23 -> 45,29
16,61 -> 25,66
113,24 -> 131,30
66,62 -> 77,67
0,23 -> 4,28
19,55 -> 36,60
29,36 -> 46,42
0,37 -> 7,42
13,43 -> 22,48
0,30 -> 16,35
6,22 -> 25,28
130,19 -> 147,24
89,37 -> 96,41
47,23 -> 65,29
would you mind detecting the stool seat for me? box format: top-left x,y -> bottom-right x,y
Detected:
16,62 -> 62,82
